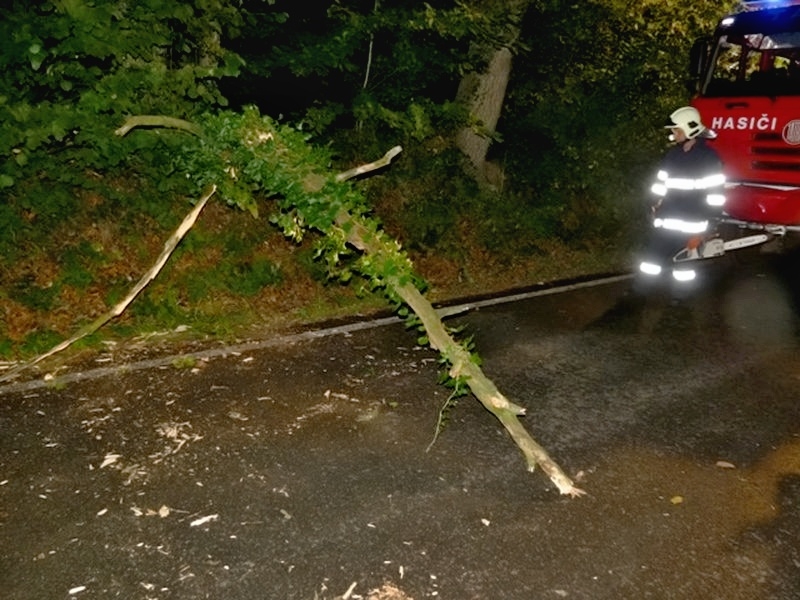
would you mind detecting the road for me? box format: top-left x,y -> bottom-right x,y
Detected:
2,249 -> 800,599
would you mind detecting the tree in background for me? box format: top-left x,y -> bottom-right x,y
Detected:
0,0 -> 732,200
453,0 -> 530,187
0,0 -> 731,238
219,0 -> 730,249
491,0 -> 736,244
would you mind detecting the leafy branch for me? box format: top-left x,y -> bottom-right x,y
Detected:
161,107 -> 584,495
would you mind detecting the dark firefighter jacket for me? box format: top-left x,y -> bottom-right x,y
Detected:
649,137 -> 726,232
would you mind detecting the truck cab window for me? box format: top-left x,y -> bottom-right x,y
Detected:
705,33 -> 800,96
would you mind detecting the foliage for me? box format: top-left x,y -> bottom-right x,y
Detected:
226,1 -> 485,120
221,0 -> 735,252
499,0 -> 736,244
164,108 -> 415,299
0,0 -> 734,256
0,0 -> 245,234
0,0 -> 745,356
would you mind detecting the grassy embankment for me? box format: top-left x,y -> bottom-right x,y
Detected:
0,182 -> 634,367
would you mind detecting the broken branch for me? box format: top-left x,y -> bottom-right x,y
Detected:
115,115 -> 203,137
335,145 -> 403,182
333,199 -> 585,496
0,186 -> 216,383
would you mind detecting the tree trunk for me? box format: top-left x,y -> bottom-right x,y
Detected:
454,0 -> 529,187
455,46 -> 513,185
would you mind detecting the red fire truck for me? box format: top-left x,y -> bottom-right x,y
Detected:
693,0 -> 800,228
639,0 -> 800,283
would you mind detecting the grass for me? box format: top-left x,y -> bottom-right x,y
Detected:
0,185 -> 632,368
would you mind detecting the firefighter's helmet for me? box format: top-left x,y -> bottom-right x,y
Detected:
664,106 -> 706,139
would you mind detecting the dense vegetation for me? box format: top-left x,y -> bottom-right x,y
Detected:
0,0 -> 734,358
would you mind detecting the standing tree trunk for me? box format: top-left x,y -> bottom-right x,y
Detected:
454,0 -> 529,187
455,46 -> 513,185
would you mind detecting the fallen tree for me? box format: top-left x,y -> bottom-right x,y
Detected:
8,108 -> 585,496
189,108 -> 585,496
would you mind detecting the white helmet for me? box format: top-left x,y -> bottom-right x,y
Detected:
664,106 -> 706,139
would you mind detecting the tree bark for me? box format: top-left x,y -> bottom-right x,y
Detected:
455,46 -> 513,183
454,0 -> 529,187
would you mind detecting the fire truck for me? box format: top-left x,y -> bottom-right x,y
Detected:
640,0 -> 800,283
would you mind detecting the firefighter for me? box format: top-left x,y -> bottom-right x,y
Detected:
639,106 -> 726,282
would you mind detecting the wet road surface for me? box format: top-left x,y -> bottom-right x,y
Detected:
2,251 -> 800,599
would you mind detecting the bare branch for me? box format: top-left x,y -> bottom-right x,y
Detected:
115,115 -> 203,137
0,186 -> 216,383
335,146 -> 403,182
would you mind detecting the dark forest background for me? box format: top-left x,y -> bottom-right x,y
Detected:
0,0 -> 736,356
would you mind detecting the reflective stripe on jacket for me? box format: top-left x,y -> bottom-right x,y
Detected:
649,138 -> 725,217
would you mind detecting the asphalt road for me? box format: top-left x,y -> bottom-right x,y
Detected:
2,250 -> 800,599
